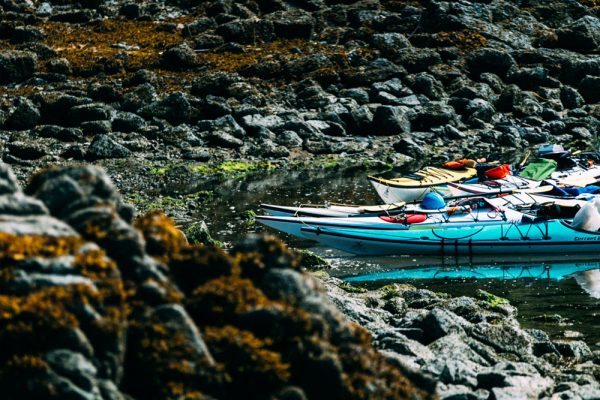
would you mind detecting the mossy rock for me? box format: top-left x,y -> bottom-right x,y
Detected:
297,249 -> 329,271
476,289 -> 509,308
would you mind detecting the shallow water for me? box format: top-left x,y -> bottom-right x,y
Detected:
197,168 -> 600,349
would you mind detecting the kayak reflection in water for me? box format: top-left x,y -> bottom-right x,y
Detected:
573,269 -> 600,299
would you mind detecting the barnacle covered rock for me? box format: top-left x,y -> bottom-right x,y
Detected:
0,162 -> 433,400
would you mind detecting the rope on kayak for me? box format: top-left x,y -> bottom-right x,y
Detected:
431,226 -> 484,240
500,220 -> 550,240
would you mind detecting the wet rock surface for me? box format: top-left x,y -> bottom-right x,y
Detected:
323,278 -> 600,400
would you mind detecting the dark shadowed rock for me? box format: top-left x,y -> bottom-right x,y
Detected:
557,16 -> 600,52
268,10 -> 315,39
4,97 -> 40,130
160,43 -> 197,70
0,50 -> 37,84
579,76 -> 600,104
86,134 -> 132,160
371,33 -> 411,57
467,48 -> 516,78
371,105 -> 411,135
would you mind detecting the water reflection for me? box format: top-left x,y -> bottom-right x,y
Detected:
573,269 -> 600,299
342,256 -> 600,299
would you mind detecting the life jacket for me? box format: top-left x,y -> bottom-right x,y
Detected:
379,214 -> 428,224
484,164 -> 511,180
442,159 -> 476,169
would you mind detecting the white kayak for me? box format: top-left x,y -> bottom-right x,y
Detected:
299,218 -> 600,256
261,202 -> 411,218
262,188 -> 591,219
448,165 -> 600,198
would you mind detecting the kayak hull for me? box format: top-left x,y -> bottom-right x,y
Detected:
369,179 -> 450,203
300,220 -> 600,256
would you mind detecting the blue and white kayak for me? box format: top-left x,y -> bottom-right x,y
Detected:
257,198 -> 525,239
299,219 -> 600,256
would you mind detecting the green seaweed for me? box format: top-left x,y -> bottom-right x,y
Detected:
477,289 -> 509,308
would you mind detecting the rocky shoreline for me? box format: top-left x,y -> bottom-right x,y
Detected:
1,0 -> 600,208
321,274 -> 600,399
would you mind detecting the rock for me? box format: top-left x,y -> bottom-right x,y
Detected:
478,362 -> 554,399
80,121 -> 111,136
0,50 -> 37,84
557,16 -> 600,52
38,125 -> 85,141
7,141 -> 47,160
561,86 -> 585,109
376,330 -> 435,361
561,58 -> 600,85
371,33 -> 411,57
0,162 -> 20,194
468,323 -> 533,355
412,103 -> 457,130
393,137 -> 426,159
198,114 -> 245,139
578,76 -> 600,104
160,43 -> 197,70
240,114 -> 285,135
86,134 -> 132,160
395,48 -> 442,73
10,26 -> 44,44
411,73 -> 445,100
70,103 -> 111,125
50,9 -> 95,23
506,67 -> 559,90
217,19 -> 274,44
420,309 -> 470,344
4,97 -> 40,130
269,10 -> 315,39
276,130 -> 303,147
138,92 -> 195,125
112,112 -> 146,133
371,105 -> 411,135
206,130 -> 243,148
553,340 -> 593,358
151,304 -> 214,363
429,334 -> 495,367
45,349 -> 97,385
467,48 -> 516,78
0,192 -> 48,215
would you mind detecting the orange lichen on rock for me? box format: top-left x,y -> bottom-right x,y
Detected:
203,325 -> 291,395
134,210 -> 188,260
40,19 -> 184,73
0,232 -> 82,262
188,276 -> 273,325
435,30 -> 488,50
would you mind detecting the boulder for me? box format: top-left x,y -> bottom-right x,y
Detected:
467,48 -> 516,78
268,10 -> 315,39
4,97 -> 40,130
0,50 -> 37,84
160,43 -> 197,70
86,134 -> 132,160
557,16 -> 600,52
371,33 -> 411,57
371,105 -> 411,135
579,76 -> 600,104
